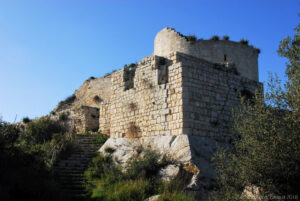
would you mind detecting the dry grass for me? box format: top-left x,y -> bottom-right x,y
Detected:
128,102 -> 137,111
126,122 -> 141,138
142,78 -> 153,89
183,163 -> 199,174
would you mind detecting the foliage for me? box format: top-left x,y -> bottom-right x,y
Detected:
158,192 -> 194,201
126,148 -> 162,179
20,116 -> 64,145
185,35 -> 197,42
210,35 -> 220,41
0,120 -> 70,201
85,154 -> 120,182
0,120 -> 20,149
91,178 -> 152,201
84,148 -> 195,201
222,35 -> 230,41
58,112 -> 68,121
63,94 -> 76,104
239,39 -> 249,45
93,133 -> 109,147
213,22 -> 300,200
22,117 -> 31,123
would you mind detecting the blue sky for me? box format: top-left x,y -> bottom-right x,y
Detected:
0,0 -> 299,122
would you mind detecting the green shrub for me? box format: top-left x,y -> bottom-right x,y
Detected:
85,155 -> 119,181
222,35 -> 230,40
85,148 -> 196,201
185,35 -> 197,42
63,94 -> 76,104
93,134 -> 109,147
126,148 -> 161,179
210,35 -> 220,40
0,120 -> 70,201
239,39 -> 249,45
0,120 -> 19,149
21,117 -> 63,145
22,117 -> 31,123
58,112 -> 68,121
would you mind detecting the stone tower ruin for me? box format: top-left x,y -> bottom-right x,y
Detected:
54,28 -> 261,143
53,28 -> 262,199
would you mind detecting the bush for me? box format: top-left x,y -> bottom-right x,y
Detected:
126,149 -> 162,179
185,35 -> 197,42
85,155 -> 119,181
222,35 -> 230,40
210,35 -> 220,41
239,39 -> 249,45
0,120 -> 19,149
213,22 -> 300,200
21,117 -> 63,145
93,134 -> 109,147
58,112 -> 68,121
0,120 -> 70,201
22,117 -> 31,123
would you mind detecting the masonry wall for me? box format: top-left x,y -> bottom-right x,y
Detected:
99,55 -> 185,138
154,28 -> 259,81
177,53 -> 261,142
75,106 -> 99,133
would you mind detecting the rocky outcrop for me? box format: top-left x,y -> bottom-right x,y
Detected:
99,135 -> 228,200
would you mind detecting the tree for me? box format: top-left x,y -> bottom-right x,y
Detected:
213,22 -> 300,200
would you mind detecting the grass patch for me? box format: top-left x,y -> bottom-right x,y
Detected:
126,122 -> 141,138
84,149 -> 195,201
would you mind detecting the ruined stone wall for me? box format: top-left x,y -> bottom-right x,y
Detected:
99,54 -> 185,138
177,53 -> 261,142
73,76 -> 112,109
154,28 -> 259,81
75,106 -> 99,133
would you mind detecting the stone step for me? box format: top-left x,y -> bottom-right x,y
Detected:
53,134 -> 104,201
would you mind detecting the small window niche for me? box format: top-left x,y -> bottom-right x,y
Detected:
157,58 -> 168,85
123,63 -> 137,91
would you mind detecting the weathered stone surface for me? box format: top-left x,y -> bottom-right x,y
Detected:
145,195 -> 160,201
99,135 -> 228,200
154,27 -> 259,81
158,164 -> 180,182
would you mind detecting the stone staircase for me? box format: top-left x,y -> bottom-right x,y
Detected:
53,134 -> 101,200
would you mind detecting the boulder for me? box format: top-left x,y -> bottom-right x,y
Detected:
158,164 -> 180,182
99,135 -> 229,200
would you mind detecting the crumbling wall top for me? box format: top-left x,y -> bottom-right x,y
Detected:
154,28 -> 259,81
